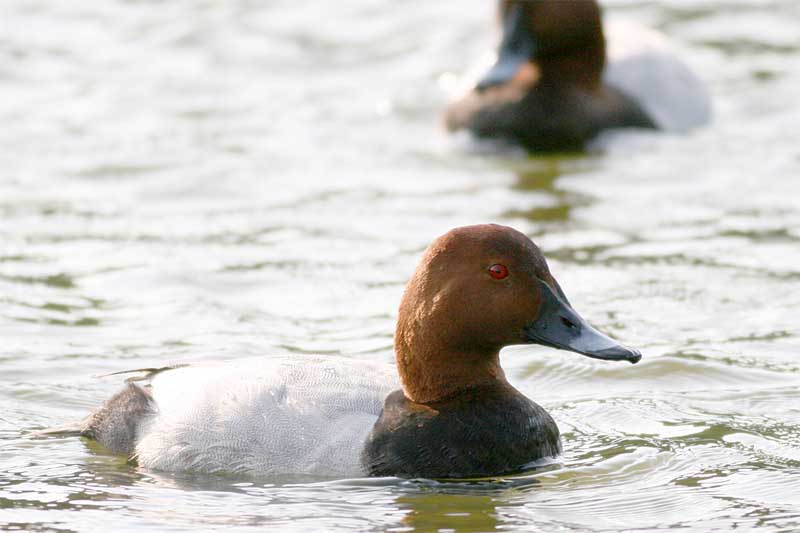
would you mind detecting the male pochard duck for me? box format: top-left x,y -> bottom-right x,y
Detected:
445,0 -> 711,152
44,225 -> 641,478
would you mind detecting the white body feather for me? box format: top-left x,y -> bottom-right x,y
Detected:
132,355 -> 399,477
603,19 -> 712,132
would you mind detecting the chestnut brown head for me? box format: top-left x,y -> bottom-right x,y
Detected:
478,0 -> 606,91
395,224 -> 640,403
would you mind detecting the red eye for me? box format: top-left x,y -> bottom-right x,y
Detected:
488,264 -> 508,279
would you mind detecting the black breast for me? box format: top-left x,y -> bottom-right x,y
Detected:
360,385 -> 561,478
468,83 -> 656,153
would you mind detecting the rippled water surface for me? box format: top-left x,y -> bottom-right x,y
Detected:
2,1 -> 800,531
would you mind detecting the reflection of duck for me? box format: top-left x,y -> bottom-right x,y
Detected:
445,0 -> 711,152
505,158 -> 595,223
394,476 -> 544,532
43,225 -> 640,478
396,487 -> 505,532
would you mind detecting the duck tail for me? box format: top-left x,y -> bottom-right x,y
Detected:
30,419 -> 89,438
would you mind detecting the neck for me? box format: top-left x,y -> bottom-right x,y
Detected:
522,0 -> 606,90
395,340 -> 508,404
537,43 -> 605,90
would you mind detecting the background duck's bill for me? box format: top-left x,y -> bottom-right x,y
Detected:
476,2 -> 537,90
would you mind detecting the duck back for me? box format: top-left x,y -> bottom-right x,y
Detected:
121,356 -> 398,477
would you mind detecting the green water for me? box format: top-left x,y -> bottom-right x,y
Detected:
1,1 -> 799,531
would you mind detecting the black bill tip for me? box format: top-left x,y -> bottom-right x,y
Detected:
585,345 -> 642,364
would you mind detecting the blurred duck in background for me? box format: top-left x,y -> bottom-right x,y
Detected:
444,0 -> 711,152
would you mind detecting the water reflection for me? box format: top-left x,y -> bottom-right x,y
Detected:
393,477 -> 539,533
507,157 -> 599,221
398,490 -> 502,532
0,436 -> 142,532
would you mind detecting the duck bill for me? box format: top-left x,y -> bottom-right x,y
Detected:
524,279 -> 642,364
476,2 -> 537,91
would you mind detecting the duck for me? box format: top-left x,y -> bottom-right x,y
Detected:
41,224 -> 641,478
444,0 -> 711,152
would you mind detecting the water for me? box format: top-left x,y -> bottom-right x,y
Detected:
1,0 -> 799,531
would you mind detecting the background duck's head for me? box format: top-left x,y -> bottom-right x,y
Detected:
478,0 -> 606,91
